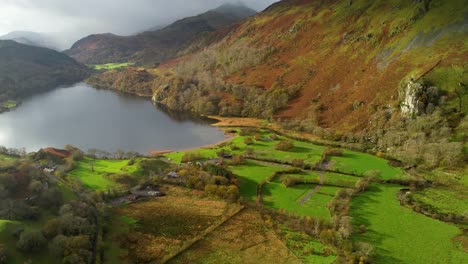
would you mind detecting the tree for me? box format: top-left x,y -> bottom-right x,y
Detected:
49,235 -> 67,258
114,149 -> 125,160
16,230 -> 47,252
42,218 -> 61,239
0,244 -> 7,264
28,180 -> 43,194
226,185 -> 240,202
204,184 -> 218,196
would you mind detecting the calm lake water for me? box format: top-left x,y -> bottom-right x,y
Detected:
0,83 -> 226,154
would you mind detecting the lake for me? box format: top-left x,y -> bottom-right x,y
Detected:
0,83 -> 226,154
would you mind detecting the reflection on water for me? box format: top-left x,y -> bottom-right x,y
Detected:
0,83 -> 225,154
153,103 -> 218,124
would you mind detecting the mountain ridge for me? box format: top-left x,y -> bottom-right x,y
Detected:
0,40 -> 90,104
65,3 -> 257,65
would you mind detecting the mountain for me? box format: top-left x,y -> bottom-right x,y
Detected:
88,0 -> 467,168
0,31 -> 71,50
145,0 -> 466,130
65,3 -> 257,65
0,40 -> 90,103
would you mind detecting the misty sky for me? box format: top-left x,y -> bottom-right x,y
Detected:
0,0 -> 278,42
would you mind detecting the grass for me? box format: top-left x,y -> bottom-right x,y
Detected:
410,187 -> 468,217
164,130 -> 326,166
286,171 -> 361,188
104,185 -> 233,263
1,100 -> 17,109
262,179 -> 333,219
350,184 -> 467,264
0,154 -> 16,168
329,149 -> 405,180
282,227 -> 336,264
89,62 -> 134,70
229,160 -> 286,201
170,209 -> 301,264
68,157 -> 137,190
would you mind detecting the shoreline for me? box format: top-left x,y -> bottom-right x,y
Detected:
150,128 -> 236,156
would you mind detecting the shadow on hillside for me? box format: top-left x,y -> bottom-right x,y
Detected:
350,184 -> 404,264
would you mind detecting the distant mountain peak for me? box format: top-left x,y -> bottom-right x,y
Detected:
214,2 -> 257,16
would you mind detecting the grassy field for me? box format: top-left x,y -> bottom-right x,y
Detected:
0,154 -> 16,168
170,209 -> 302,264
350,184 -> 467,264
229,160 -> 286,201
1,100 -> 17,109
329,149 -> 404,180
104,186 -> 236,263
286,171 -> 361,188
164,130 -> 326,165
281,227 -> 336,264
68,157 -> 138,190
89,62 -> 134,70
262,180 -> 333,219
410,187 -> 468,217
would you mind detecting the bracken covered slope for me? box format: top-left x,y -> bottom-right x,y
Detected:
89,0 -> 467,133
206,0 -> 467,130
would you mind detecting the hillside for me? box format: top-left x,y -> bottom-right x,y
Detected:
0,31 -> 69,51
88,0 -> 467,169
65,4 -> 256,65
0,40 -> 90,104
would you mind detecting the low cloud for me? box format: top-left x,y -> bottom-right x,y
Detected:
0,0 -> 278,48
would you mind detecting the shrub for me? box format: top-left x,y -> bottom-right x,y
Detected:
292,159 -> 305,168
181,153 -> 201,163
363,170 -> 381,179
244,137 -> 254,145
240,128 -> 258,136
275,140 -> 294,151
230,155 -> 245,165
325,148 -> 344,157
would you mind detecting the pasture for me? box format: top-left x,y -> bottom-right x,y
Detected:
89,62 -> 134,70
329,150 -> 404,180
68,157 -> 137,190
104,185 -> 238,263
170,209 -> 301,264
350,184 -> 467,264
229,160 -> 286,201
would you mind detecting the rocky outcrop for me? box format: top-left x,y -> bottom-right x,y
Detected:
400,80 -> 440,117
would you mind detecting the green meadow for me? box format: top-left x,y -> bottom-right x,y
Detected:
1,100 -> 17,109
262,180 -> 333,219
165,130 -> 326,165
229,160 -> 286,201
329,149 -> 404,180
350,184 -> 467,264
68,157 -> 137,190
89,62 -> 134,70
410,187 -> 468,217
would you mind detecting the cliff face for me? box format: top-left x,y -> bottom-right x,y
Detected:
0,40 -> 90,102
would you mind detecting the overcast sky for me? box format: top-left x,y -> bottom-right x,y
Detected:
0,0 -> 278,39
